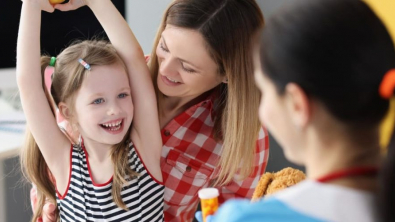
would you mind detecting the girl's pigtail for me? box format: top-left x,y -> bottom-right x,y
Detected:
20,56 -> 59,222
111,127 -> 139,210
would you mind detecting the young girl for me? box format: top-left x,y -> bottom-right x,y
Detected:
18,0 -> 164,221
199,0 -> 395,221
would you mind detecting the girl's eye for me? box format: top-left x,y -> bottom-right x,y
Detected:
160,43 -> 170,53
93,98 -> 104,104
118,93 -> 128,98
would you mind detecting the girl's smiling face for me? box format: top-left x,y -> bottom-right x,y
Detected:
73,62 -> 134,146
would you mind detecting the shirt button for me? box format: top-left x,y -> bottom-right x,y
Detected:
186,166 -> 192,172
164,130 -> 170,136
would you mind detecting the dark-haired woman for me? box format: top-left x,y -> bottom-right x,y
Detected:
207,0 -> 395,221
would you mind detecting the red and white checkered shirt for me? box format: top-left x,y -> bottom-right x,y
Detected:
160,93 -> 269,222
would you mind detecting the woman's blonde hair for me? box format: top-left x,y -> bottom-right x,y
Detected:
20,40 -> 137,222
149,0 -> 264,185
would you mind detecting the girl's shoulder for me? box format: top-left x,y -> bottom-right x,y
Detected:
213,180 -> 377,222
213,197 -> 323,222
71,142 -> 89,159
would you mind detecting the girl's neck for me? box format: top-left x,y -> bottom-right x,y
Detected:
305,128 -> 380,191
81,137 -> 112,163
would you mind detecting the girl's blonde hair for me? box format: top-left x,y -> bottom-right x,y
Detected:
149,0 -> 265,185
20,40 -> 137,222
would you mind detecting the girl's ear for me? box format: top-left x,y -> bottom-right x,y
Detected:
284,83 -> 311,129
58,102 -> 73,121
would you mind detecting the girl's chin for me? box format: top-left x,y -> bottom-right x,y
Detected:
283,149 -> 304,166
101,136 -> 127,146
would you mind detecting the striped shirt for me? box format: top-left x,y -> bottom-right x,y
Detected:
55,142 -> 164,222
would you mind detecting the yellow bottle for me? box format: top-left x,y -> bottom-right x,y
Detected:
198,188 -> 219,222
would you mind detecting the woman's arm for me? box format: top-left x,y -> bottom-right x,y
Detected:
216,128 -> 269,202
17,0 -> 70,188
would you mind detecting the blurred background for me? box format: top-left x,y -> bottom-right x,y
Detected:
0,0 -> 301,221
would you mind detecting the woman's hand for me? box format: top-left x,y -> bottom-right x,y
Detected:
41,202 -> 56,222
22,0 -> 55,13
30,187 -> 56,222
53,0 -> 87,11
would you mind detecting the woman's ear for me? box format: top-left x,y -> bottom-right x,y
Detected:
284,83 -> 311,129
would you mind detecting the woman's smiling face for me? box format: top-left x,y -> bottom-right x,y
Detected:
156,25 -> 226,99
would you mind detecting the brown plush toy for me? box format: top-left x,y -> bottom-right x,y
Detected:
252,167 -> 306,201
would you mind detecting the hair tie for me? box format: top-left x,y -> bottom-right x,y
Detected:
78,58 -> 91,70
379,69 -> 395,99
49,57 -> 56,67
44,57 -> 56,94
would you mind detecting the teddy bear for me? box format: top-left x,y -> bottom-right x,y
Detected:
251,167 -> 306,201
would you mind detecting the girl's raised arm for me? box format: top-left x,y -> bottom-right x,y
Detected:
89,1 -> 161,144
17,0 -> 71,187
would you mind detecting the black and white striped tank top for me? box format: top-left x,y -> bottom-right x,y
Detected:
56,142 -> 164,222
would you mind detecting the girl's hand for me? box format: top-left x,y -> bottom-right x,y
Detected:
22,0 -> 55,13
195,211 -> 214,222
54,0 -> 88,11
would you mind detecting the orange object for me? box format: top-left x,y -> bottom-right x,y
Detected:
49,0 -> 65,4
198,188 -> 219,222
379,69 -> 395,99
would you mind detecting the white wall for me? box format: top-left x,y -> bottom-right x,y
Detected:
125,0 -> 290,55
125,0 -> 172,55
